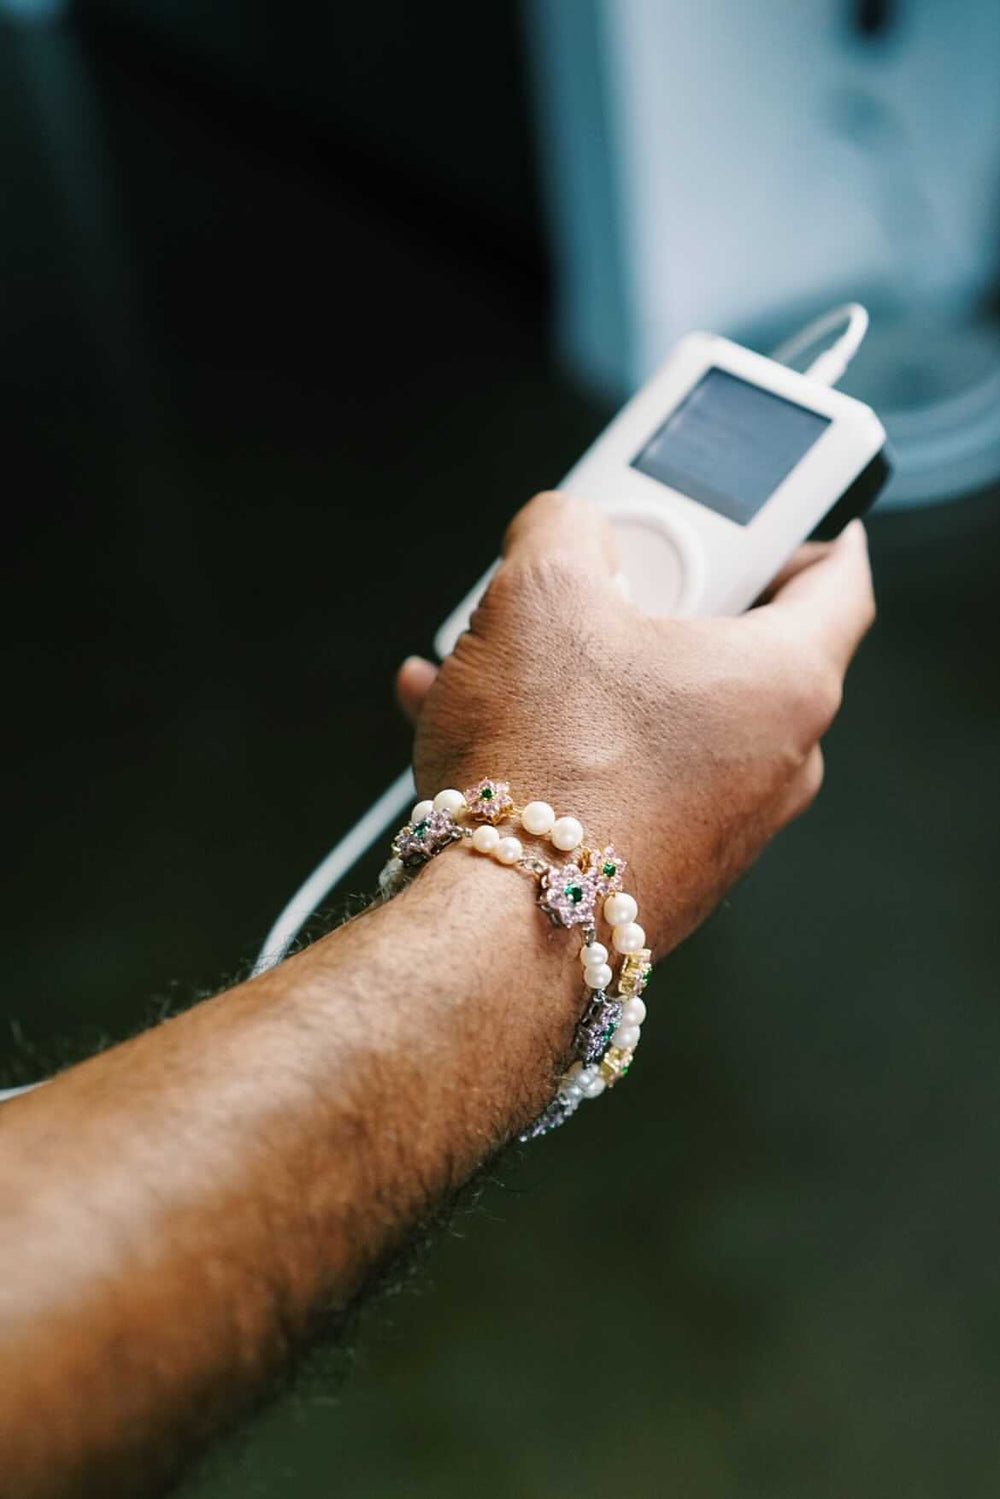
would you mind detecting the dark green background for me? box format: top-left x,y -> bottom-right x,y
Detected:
3,9 -> 999,1496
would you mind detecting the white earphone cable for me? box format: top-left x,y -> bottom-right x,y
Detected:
769,301 -> 869,387
250,765 -> 415,976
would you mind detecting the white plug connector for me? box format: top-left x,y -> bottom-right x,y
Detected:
770,302 -> 870,388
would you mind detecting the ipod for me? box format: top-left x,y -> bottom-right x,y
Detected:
435,331 -> 889,658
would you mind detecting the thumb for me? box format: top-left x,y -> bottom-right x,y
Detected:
395,655 -> 439,724
502,491 -> 619,577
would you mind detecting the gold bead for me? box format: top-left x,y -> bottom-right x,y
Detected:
618,948 -> 652,996
600,1045 -> 635,1088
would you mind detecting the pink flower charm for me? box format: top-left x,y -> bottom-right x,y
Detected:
538,863 -> 599,928
463,778 -> 514,824
392,809 -> 462,867
583,844 -> 627,895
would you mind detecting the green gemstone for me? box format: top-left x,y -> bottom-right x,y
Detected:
480,785 -> 493,800
602,862 -> 616,878
565,884 -> 584,904
414,821 -> 428,839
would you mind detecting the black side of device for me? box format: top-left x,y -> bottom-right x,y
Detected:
810,446 -> 892,541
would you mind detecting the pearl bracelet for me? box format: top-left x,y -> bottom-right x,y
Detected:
378,778 -> 653,1139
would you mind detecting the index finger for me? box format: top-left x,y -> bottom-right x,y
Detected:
756,520 -> 876,674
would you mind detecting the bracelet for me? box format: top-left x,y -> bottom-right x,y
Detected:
377,778 -> 653,1140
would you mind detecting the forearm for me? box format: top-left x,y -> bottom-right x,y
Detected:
0,493 -> 875,1499
0,851 -> 582,1498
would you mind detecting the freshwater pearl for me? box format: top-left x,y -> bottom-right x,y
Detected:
583,962 -> 613,991
472,824 -> 500,853
433,788 -> 466,814
551,816 -> 584,851
494,836 -> 523,865
611,1023 -> 640,1051
612,921 -> 646,955
604,891 -> 637,926
562,1082 -> 584,1102
580,942 -> 608,967
411,799 -> 434,823
621,997 -> 647,1026
520,800 -> 555,836
582,1074 -> 606,1099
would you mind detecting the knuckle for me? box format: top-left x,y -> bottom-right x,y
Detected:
852,568 -> 878,638
781,746 -> 825,829
803,744 -> 826,801
501,490 -> 567,551
781,647 -> 843,737
489,552 -> 591,619
500,488 -> 554,536
810,668 -> 843,732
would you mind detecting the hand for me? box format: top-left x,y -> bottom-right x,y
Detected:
397,493 -> 875,954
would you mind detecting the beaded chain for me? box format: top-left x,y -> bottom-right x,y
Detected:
377,777 -> 653,1140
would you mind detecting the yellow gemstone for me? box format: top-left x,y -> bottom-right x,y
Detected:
600,1045 -> 635,1088
618,947 -> 652,995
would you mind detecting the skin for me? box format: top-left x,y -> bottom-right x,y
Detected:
0,494 -> 875,1498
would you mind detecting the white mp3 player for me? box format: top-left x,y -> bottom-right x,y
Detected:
435,320 -> 889,658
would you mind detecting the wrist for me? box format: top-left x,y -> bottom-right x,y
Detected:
301,848 -> 585,1156
396,847 -> 585,1075
371,775 -> 659,1138
411,755 -> 667,950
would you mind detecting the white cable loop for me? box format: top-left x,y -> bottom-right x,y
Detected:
770,302 -> 869,387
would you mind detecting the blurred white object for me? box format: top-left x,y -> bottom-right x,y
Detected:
526,0 -> 1000,504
